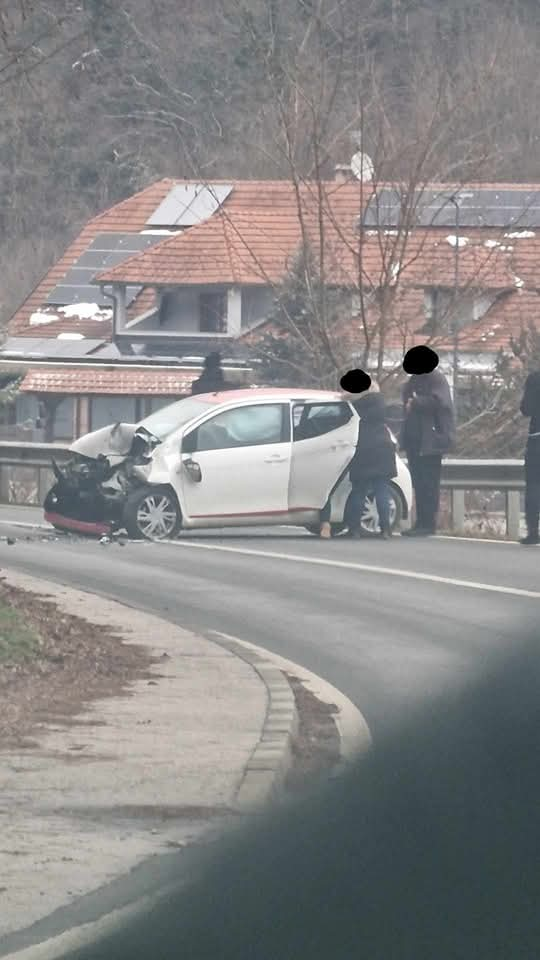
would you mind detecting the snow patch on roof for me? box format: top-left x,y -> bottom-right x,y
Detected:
57,332 -> 86,340
445,235 -> 469,248
483,239 -> 513,251
58,303 -> 113,320
29,311 -> 56,326
504,230 -> 536,239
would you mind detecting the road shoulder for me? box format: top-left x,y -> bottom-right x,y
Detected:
0,570 -> 369,960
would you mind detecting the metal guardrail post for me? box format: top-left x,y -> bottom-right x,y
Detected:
0,464 -> 9,503
505,491 -> 521,540
450,489 -> 465,534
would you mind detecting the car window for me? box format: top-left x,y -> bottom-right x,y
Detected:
293,402 -> 353,441
138,397 -> 216,441
191,404 -> 288,452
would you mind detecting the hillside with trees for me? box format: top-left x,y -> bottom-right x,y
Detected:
1,0 -> 540,331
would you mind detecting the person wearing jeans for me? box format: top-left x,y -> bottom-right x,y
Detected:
319,381 -> 396,539
343,382 -> 397,540
345,476 -> 391,537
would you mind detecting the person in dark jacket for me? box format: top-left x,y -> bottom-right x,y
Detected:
319,382 -> 396,540
345,382 -> 397,539
519,370 -> 540,545
191,352 -> 230,395
400,366 -> 455,536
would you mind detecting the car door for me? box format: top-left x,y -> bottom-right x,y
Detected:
179,402 -> 291,524
288,401 -> 359,511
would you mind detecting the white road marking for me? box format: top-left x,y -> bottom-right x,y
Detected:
0,519 -> 51,530
434,534 -> 522,545
280,524 -> 520,545
168,540 -> 540,600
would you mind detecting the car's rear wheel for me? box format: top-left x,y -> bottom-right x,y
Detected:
123,486 -> 181,541
304,487 -> 403,537
358,486 -> 402,536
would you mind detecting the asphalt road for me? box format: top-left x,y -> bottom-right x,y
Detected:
1,505 -> 538,739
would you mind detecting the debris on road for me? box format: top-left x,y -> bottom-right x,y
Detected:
284,674 -> 341,793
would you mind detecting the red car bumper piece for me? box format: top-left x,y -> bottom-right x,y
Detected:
44,512 -> 112,536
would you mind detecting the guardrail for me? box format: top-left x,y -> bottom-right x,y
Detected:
440,459 -> 524,539
0,442 -> 526,538
0,441 -> 71,508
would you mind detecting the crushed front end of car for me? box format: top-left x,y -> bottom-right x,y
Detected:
43,423 -> 159,537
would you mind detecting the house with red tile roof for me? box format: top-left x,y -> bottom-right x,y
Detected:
2,174 -> 540,440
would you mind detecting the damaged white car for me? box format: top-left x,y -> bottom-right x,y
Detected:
44,389 -> 413,540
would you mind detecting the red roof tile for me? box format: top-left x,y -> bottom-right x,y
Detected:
20,367 -> 198,395
10,177 -> 540,363
96,181 -> 365,286
9,179 -> 177,338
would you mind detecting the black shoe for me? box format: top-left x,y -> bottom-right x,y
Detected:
380,528 -> 392,540
519,535 -> 540,545
402,527 -> 435,537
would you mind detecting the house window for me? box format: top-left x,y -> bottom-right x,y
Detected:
90,396 -> 138,431
199,291 -> 227,332
423,289 -> 496,335
52,398 -> 75,441
241,287 -> 274,328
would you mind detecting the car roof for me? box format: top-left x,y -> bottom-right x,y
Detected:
196,387 -> 345,404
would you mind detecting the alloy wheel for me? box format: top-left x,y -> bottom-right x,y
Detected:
136,493 -> 179,539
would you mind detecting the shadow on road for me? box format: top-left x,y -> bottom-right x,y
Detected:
57,627 -> 540,960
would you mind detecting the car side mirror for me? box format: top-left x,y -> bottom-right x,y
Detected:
183,458 -> 202,483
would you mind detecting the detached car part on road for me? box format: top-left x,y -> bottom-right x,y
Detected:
44,389 -> 413,540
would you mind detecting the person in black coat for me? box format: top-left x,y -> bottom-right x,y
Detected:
344,383 -> 397,539
519,369 -> 540,545
319,383 -> 397,540
191,352 -> 231,395
400,368 -> 455,536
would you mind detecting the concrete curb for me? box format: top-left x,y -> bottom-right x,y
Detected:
208,633 -> 299,812
209,631 -> 371,783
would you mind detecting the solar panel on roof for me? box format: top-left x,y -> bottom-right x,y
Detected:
362,188 -> 540,229
146,184 -> 233,227
48,339 -> 106,358
46,233 -> 163,307
0,338 -> 105,359
47,285 -> 141,307
178,184 -> 232,226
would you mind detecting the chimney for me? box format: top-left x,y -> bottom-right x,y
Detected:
334,164 -> 352,184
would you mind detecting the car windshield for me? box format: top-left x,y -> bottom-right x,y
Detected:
137,398 -> 216,440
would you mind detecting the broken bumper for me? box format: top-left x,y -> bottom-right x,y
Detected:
44,511 -> 112,537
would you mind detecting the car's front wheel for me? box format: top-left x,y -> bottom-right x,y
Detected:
123,486 -> 181,540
